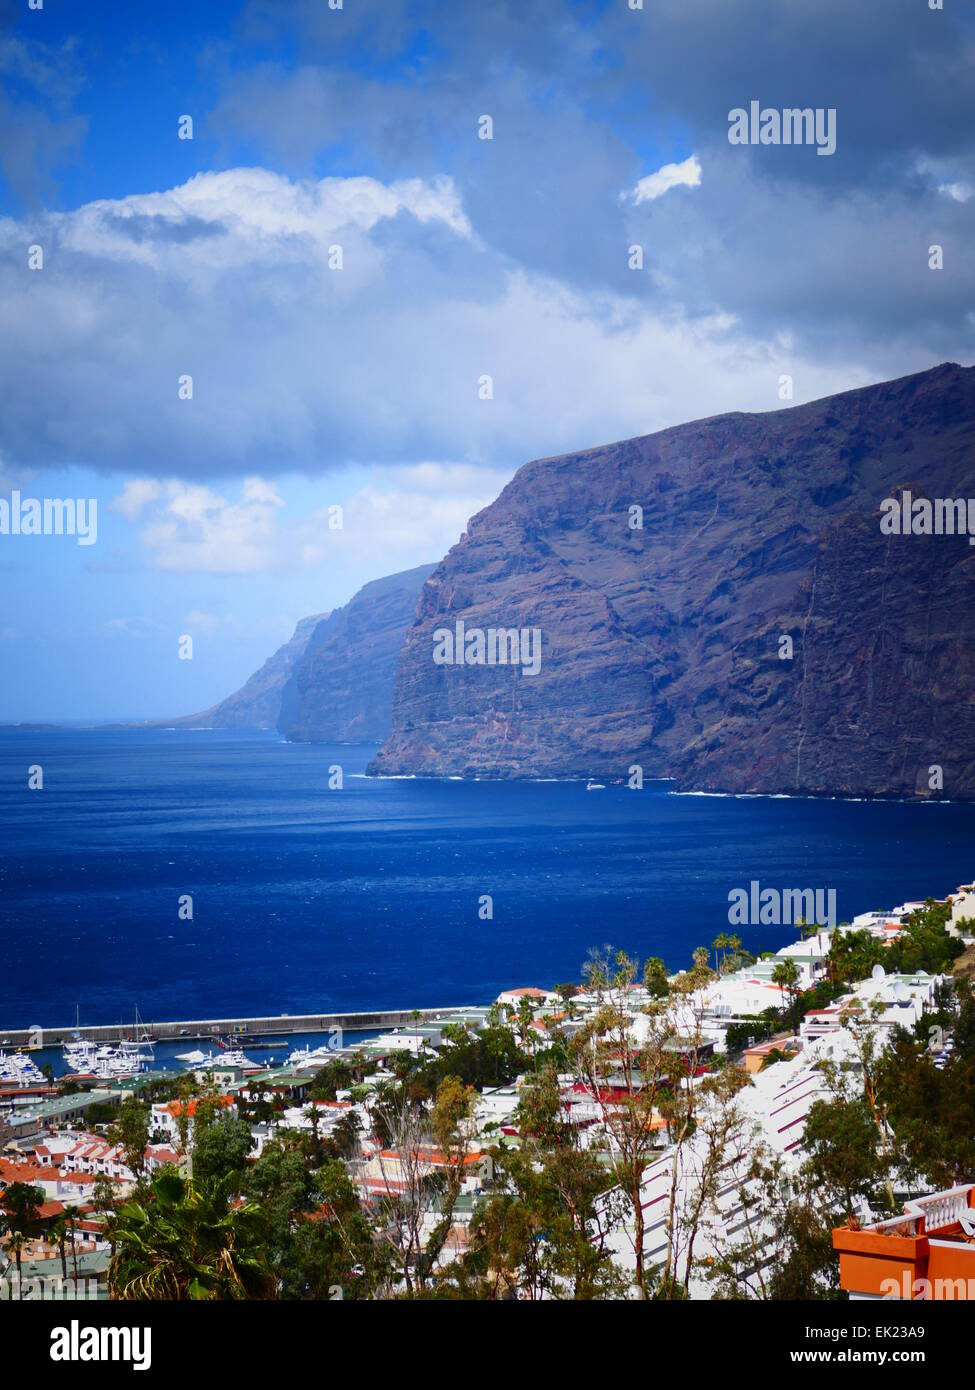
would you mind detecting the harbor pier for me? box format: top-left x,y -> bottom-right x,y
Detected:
0,1006 -> 474,1049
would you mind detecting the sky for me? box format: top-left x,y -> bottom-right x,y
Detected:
0,0 -> 972,720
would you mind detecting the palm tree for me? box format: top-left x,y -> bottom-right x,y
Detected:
516,997 -> 539,1070
92,1176 -> 119,1256
7,1232 -> 26,1299
797,914 -> 827,959
109,1170 -> 276,1300
49,1213 -> 69,1282
347,1049 -> 369,1084
63,1205 -> 81,1284
771,959 -> 802,1033
712,933 -> 729,973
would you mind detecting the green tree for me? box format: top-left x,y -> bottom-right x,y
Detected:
418,1076 -> 477,1282
1,1183 -> 45,1237
191,1112 -> 255,1183
92,1176 -> 119,1257
110,1097 -> 150,1185
826,929 -> 886,986
706,1149 -> 844,1301
49,1212 -> 70,1282
109,1169 -> 276,1300
876,984 -> 975,1187
244,1139 -> 381,1299
771,958 -> 801,1031
571,947 -> 694,1298
801,1096 -> 891,1222
463,1067 -> 628,1300
6,1232 -> 27,1299
642,956 -> 670,998
308,1059 -> 352,1101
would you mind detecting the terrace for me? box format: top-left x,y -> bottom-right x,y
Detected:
833,1184 -> 975,1299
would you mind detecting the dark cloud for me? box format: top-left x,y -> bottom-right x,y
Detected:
207,0 -> 975,357
0,0 -> 971,481
102,212 -> 226,244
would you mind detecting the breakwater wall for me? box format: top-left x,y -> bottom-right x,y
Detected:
0,1006 -> 475,1049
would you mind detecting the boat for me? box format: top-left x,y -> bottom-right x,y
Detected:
0,1050 -> 46,1087
586,779 -> 606,791
62,1037 -> 151,1081
61,1008 -> 154,1080
176,1047 -> 262,1072
287,1044 -> 338,1072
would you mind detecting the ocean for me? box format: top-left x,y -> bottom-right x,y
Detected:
1,727 -> 973,1030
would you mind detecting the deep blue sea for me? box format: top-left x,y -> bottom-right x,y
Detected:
1,728 -> 973,1030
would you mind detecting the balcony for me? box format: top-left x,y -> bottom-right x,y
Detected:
833,1184 -> 975,1299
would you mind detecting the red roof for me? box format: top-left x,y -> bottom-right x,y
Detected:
0,1157 -> 50,1186
34,1200 -> 65,1221
146,1146 -> 179,1164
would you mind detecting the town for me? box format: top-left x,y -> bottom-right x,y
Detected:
2,877 -> 974,1301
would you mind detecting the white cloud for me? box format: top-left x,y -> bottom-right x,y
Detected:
182,609 -> 222,637
939,181 -> 973,203
916,156 -> 975,204
58,167 -> 473,268
110,478 -> 163,520
627,155 -> 702,205
120,476 -> 285,573
0,161 -> 943,486
113,463 -> 510,576
298,463 -> 512,569
104,615 -> 160,638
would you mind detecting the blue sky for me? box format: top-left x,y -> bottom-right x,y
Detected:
1,0 -> 973,719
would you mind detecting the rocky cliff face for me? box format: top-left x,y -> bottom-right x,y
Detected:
214,614 -> 326,729
172,564 -> 435,740
278,563 -> 437,742
369,363 -> 975,797
176,613 -> 328,729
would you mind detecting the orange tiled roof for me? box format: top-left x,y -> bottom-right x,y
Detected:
377,1147 -> 483,1166
162,1095 -> 234,1118
0,1157 -> 50,1186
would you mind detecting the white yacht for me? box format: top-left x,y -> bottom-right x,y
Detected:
62,1038 -> 150,1079
287,1044 -> 335,1072
176,1047 -> 261,1072
0,1050 -> 46,1087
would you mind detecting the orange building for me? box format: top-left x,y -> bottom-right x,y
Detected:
741,1038 -> 801,1074
833,1184 -> 975,1299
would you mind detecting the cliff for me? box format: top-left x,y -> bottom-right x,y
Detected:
184,613 -> 328,730
278,562 -> 437,742
369,363 -> 975,796
168,564 -> 435,742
